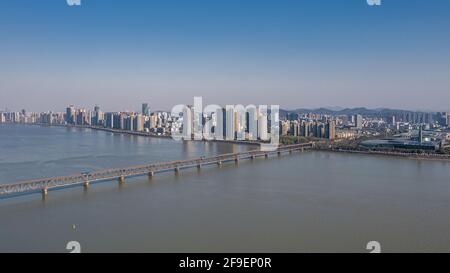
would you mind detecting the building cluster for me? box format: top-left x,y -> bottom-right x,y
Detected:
176,106 -> 271,141
1,106 -> 449,147
0,110 -> 65,125
279,113 -> 366,141
65,104 -> 171,135
280,119 -> 336,140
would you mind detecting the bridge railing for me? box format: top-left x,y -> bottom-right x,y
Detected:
0,143 -> 313,196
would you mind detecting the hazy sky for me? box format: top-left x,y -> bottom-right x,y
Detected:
0,0 -> 449,112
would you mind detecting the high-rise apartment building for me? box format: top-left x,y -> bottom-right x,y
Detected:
182,106 -> 192,140
226,106 -> 235,141
355,114 -> 363,129
247,107 -> 258,141
258,107 -> 268,141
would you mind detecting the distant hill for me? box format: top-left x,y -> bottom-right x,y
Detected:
279,107 -> 433,119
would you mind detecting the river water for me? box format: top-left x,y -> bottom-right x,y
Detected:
1,124 -> 450,253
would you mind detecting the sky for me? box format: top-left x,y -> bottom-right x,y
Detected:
0,0 -> 449,112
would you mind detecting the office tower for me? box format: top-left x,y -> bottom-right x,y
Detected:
105,113 -> 114,128
142,103 -> 150,116
182,106 -> 192,140
258,107 -> 268,141
93,105 -> 100,125
66,105 -> 75,124
226,106 -> 235,140
76,109 -> 85,125
355,114 -> 363,129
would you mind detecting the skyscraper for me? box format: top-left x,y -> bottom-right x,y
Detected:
105,113 -> 114,128
258,107 -> 268,141
355,114 -> 363,129
134,114 -> 144,132
66,105 -> 75,124
182,106 -> 192,140
247,107 -> 258,141
213,107 -> 224,141
142,103 -> 150,116
226,106 -> 235,141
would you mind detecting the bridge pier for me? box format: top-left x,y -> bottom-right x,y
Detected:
217,161 -> 223,167
83,181 -> 90,189
265,153 -> 269,159
251,155 -> 256,160
175,167 -> 180,175
148,171 -> 154,179
235,157 -> 239,164
42,187 -> 48,200
118,176 -> 125,185
278,151 -> 282,156
301,148 -> 304,152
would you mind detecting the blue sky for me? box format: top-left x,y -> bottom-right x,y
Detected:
0,0 -> 449,112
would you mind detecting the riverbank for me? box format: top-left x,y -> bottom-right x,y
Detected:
318,148 -> 450,162
12,123 -> 261,147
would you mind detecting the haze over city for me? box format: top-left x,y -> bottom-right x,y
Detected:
1,0 -> 449,112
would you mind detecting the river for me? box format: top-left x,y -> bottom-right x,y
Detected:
1,124 -> 450,252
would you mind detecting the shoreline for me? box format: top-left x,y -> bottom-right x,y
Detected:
5,123 -> 261,147
2,123 -> 449,161
317,148 -> 450,162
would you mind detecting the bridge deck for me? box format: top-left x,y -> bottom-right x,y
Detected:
0,143 -> 313,198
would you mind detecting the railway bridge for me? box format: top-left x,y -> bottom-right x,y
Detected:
0,143 -> 313,199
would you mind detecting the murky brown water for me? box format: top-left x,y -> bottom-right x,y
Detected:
1,125 -> 450,253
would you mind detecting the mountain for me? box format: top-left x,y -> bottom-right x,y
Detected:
279,107 -> 433,119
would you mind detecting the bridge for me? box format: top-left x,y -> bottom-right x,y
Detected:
0,143 -> 313,199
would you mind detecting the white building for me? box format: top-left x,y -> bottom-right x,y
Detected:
258,107 -> 269,141
215,108 -> 224,140
226,106 -> 235,141
247,107 -> 258,141
182,106 -> 192,140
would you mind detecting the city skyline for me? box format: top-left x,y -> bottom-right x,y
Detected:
1,0 -> 450,112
